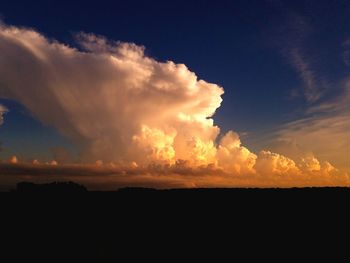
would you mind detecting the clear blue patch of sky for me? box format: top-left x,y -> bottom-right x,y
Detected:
0,99 -> 76,161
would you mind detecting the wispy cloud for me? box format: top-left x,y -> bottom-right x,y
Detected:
254,2 -> 350,172
289,48 -> 322,102
274,79 -> 350,171
268,1 -> 325,103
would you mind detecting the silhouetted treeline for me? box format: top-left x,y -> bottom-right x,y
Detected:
8,182 -> 350,195
15,181 -> 87,193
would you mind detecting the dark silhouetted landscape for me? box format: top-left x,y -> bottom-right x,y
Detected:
1,181 -> 349,261
3,181 -> 350,196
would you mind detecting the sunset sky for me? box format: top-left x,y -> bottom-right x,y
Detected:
0,0 -> 350,190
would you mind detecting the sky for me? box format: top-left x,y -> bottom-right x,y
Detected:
0,0 -> 350,190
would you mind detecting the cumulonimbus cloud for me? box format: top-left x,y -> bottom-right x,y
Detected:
0,23 -> 347,188
0,24 -> 223,165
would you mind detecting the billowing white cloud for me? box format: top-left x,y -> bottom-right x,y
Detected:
0,24 -> 223,164
299,155 -> 321,172
217,131 -> 256,175
254,150 -> 300,176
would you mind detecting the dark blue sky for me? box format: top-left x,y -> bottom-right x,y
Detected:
1,0 -> 350,161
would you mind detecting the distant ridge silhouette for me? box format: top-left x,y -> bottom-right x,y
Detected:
9,181 -> 350,194
15,181 -> 87,193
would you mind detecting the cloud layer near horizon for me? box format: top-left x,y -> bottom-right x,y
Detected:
0,24 -> 348,188
0,160 -> 348,190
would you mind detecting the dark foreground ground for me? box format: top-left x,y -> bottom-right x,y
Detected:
1,182 -> 349,260
3,182 -> 350,217
2,181 -> 350,206
2,181 -> 350,200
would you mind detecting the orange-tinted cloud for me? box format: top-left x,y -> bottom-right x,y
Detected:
0,24 -> 223,164
0,160 -> 348,191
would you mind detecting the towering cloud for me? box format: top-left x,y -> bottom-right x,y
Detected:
0,25 -> 223,164
0,24 -> 347,187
